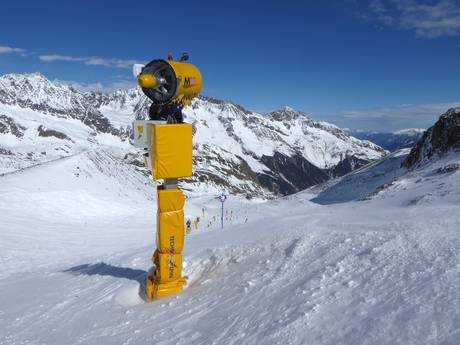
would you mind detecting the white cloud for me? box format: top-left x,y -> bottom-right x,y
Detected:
85,57 -> 141,68
54,79 -> 137,92
326,101 -> 460,131
108,80 -> 138,89
39,54 -> 85,62
39,54 -> 141,69
342,102 -> 460,119
0,45 -> 26,54
367,0 -> 460,38
1,44 -> 141,68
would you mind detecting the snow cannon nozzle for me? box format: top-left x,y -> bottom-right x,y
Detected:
134,55 -> 202,122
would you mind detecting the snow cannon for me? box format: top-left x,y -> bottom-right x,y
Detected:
131,53 -> 201,301
133,52 -> 202,123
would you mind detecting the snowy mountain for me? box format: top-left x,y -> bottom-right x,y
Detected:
312,108 -> 460,204
87,87 -> 387,195
182,98 -> 386,195
0,73 -> 123,135
0,72 -> 386,197
352,128 -> 425,152
0,73 -> 132,174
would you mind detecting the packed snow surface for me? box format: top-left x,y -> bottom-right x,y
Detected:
1,150 -> 459,345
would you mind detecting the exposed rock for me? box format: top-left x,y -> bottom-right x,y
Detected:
37,125 -> 72,141
403,108 -> 460,168
0,115 -> 26,137
327,155 -> 370,178
0,148 -> 14,155
258,152 -> 329,195
436,163 -> 460,174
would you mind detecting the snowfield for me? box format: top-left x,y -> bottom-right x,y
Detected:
1,149 -> 459,345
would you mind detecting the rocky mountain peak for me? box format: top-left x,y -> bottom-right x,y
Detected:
0,72 -> 86,112
267,106 -> 306,122
0,73 -> 117,134
403,107 -> 460,168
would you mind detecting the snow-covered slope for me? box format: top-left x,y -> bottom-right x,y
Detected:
0,134 -> 459,344
313,107 -> 460,206
0,73 -> 131,174
0,149 -> 155,279
312,147 -> 460,206
312,148 -> 410,204
0,72 -> 386,197
0,73 -> 124,135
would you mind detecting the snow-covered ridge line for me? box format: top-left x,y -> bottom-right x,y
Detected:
0,72 -> 386,196
352,128 -> 426,152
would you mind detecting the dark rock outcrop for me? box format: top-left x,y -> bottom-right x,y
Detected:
0,115 -> 26,137
327,155 -> 370,178
37,125 -> 72,141
258,151 -> 329,195
403,108 -> 460,169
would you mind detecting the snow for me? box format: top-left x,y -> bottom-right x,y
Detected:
312,149 -> 410,204
1,147 -> 459,344
0,103 -> 130,174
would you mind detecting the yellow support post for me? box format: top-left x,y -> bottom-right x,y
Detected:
133,53 -> 202,302
144,123 -> 193,301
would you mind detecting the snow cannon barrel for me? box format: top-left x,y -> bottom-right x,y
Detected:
137,59 -> 202,108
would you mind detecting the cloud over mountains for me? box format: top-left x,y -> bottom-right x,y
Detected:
368,0 -> 460,38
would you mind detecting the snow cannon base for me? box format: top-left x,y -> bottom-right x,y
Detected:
146,275 -> 186,300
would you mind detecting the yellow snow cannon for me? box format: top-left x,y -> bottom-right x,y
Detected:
134,52 -> 202,123
131,53 -> 202,301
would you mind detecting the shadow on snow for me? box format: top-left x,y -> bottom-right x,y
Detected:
63,262 -> 147,284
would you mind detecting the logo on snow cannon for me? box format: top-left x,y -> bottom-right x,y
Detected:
169,235 -> 176,279
183,77 -> 197,88
169,235 -> 175,254
168,258 -> 177,279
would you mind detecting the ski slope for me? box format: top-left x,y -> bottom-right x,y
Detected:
0,151 -> 459,345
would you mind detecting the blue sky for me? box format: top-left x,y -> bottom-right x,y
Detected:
1,0 -> 460,131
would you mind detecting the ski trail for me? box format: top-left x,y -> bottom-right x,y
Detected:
0,149 -> 91,177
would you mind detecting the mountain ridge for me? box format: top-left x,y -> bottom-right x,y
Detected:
0,72 -> 386,197
351,128 -> 425,152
